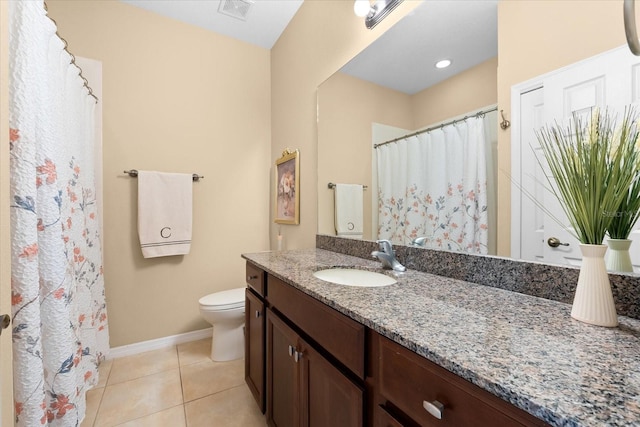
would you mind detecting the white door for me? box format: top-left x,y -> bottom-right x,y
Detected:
518,46 -> 640,269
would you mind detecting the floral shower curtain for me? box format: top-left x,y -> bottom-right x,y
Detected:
377,115 -> 489,253
9,1 -> 109,425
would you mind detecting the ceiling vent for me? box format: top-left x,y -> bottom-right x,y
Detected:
218,0 -> 254,21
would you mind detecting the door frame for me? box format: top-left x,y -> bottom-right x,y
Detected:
510,44 -> 629,260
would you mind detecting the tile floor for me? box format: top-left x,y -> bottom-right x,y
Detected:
82,338 -> 267,427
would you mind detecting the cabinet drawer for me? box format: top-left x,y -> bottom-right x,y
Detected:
246,262 -> 265,296
268,275 -> 365,379
378,335 -> 547,427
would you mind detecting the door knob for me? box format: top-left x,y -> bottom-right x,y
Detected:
547,237 -> 570,248
0,314 -> 10,335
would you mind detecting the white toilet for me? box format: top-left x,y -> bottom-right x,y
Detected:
198,287 -> 246,361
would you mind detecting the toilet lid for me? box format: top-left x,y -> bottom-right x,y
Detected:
199,287 -> 245,309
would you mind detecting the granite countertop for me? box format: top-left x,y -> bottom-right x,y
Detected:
242,248 -> 640,427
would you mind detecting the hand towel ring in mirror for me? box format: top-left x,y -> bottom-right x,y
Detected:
275,149 -> 300,225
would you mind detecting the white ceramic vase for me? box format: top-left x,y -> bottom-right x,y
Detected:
605,238 -> 634,273
571,244 -> 618,327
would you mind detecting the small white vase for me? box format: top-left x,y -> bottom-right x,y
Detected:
571,244 -> 618,327
605,238 -> 634,273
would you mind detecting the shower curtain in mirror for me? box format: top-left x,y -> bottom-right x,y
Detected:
377,116 -> 489,253
9,1 -> 109,425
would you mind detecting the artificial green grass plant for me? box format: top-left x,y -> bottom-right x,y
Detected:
607,168 -> 640,239
536,109 -> 640,245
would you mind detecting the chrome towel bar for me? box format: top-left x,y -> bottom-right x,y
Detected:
124,169 -> 204,182
328,182 -> 367,190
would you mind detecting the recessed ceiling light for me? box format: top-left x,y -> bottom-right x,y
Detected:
435,59 -> 452,69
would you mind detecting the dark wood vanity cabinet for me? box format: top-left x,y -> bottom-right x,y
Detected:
245,262 -> 266,413
244,261 -> 549,427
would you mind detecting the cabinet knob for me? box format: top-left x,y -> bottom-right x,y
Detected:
288,345 -> 295,357
247,275 -> 258,281
255,310 -> 261,318
294,350 -> 303,363
423,400 -> 444,420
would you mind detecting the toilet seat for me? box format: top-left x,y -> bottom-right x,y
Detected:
199,287 -> 245,311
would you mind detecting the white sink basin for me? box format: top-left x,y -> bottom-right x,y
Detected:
313,268 -> 397,287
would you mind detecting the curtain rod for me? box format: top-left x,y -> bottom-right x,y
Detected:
373,106 -> 498,149
43,2 -> 99,103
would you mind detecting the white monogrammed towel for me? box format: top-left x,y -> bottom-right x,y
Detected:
138,171 -> 192,258
334,183 -> 363,239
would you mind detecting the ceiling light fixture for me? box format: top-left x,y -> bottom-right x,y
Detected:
435,59 -> 452,69
354,0 -> 404,29
353,0 -> 372,17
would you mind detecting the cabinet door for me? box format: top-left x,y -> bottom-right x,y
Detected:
245,289 -> 265,413
266,309 -> 300,427
299,337 -> 364,427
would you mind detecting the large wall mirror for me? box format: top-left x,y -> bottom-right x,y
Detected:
317,0 -> 640,274
318,0 -> 499,253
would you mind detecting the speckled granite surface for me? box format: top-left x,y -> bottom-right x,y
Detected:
317,234 -> 640,320
242,248 -> 640,427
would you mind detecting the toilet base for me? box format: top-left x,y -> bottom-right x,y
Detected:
210,321 -> 244,361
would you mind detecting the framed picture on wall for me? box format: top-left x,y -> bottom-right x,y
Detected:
275,149 -> 300,225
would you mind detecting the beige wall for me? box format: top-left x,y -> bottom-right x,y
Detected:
0,1 -> 13,424
412,57 -> 498,128
270,0 -> 420,250
497,0 -> 640,256
317,57 -> 497,240
9,0 -> 638,350
47,1 -> 271,347
317,73 -> 413,239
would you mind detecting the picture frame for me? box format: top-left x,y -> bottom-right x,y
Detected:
275,149 -> 300,225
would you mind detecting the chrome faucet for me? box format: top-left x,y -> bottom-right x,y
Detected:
411,236 -> 427,247
372,239 -> 406,272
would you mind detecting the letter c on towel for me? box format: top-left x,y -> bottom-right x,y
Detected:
160,227 -> 172,238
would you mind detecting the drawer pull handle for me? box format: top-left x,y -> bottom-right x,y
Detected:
255,310 -> 261,318
288,345 -> 295,357
423,400 -> 444,420
247,275 -> 258,281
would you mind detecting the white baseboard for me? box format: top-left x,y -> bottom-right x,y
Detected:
107,328 -> 212,360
